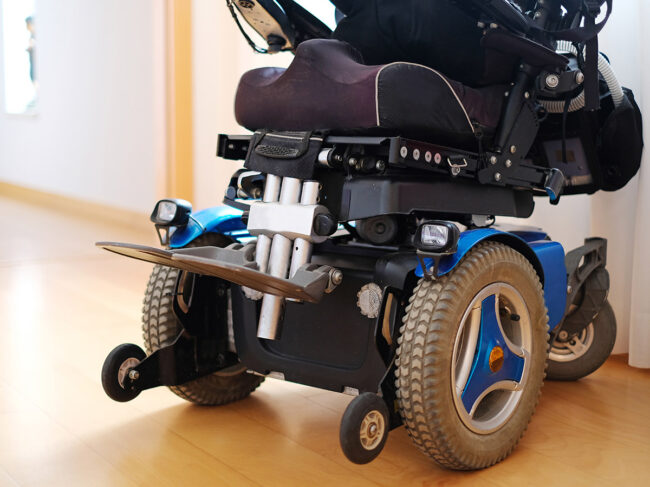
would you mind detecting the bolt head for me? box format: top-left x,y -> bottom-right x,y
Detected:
128,369 -> 140,381
495,173 -> 502,182
546,74 -> 560,89
559,331 -> 569,340
505,159 -> 513,168
376,160 -> 386,171
524,92 -> 530,99
348,158 -> 357,167
575,71 -> 585,84
331,270 -> 343,286
490,156 -> 498,165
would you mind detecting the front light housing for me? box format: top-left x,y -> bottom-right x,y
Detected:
150,199 -> 192,227
414,221 -> 460,254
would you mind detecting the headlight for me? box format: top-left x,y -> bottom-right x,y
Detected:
414,221 -> 460,254
150,199 -> 192,227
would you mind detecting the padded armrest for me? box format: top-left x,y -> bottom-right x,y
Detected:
482,30 -> 569,70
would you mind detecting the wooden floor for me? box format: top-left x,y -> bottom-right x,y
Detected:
0,194 -> 649,487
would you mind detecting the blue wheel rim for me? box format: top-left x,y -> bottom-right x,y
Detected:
451,283 -> 532,434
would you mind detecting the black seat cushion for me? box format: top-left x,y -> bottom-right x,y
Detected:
235,39 -> 506,146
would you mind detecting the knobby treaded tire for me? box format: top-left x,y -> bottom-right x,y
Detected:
547,300 -> 617,381
395,242 -> 549,470
142,234 -> 263,406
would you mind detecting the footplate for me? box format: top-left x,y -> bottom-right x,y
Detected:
96,242 -> 333,303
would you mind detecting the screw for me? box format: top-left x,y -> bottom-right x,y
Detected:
376,160 -> 386,171
331,270 -> 343,286
451,167 -> 461,177
567,285 -> 573,294
495,173 -> 502,182
546,74 -> 560,89
348,157 -> 357,167
334,154 -> 343,162
413,149 -> 421,161
510,145 -> 517,154
524,92 -> 530,99
369,424 -> 378,436
575,71 -> 585,84
490,156 -> 498,165
400,146 -> 408,158
425,151 -> 433,163
559,331 -> 569,340
128,369 -> 140,381
505,159 -> 513,168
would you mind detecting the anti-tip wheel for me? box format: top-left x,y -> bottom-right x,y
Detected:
101,343 -> 146,402
340,393 -> 390,464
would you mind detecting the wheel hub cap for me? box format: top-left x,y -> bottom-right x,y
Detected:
489,346 -> 505,373
451,283 -> 532,434
360,411 -> 385,451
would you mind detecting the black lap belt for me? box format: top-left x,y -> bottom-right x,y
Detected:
244,130 -> 325,180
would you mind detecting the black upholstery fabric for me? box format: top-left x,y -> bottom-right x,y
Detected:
244,131 -> 325,179
332,0 -> 518,87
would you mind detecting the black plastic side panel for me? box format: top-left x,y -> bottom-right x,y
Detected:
338,176 -> 535,220
232,267 -> 389,394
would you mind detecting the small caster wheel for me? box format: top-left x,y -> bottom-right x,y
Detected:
340,393 -> 390,464
101,344 -> 146,402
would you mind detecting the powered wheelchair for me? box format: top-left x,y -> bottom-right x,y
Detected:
98,0 -> 642,470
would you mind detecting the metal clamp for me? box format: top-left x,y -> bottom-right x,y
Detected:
447,157 -> 468,177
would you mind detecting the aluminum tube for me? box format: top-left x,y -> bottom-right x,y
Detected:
289,181 -> 319,278
254,175 -> 282,274
257,177 -> 302,340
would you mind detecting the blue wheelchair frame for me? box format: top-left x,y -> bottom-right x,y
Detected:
171,206 -> 568,332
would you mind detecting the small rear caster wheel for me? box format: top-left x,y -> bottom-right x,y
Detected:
340,393 -> 390,464
547,300 -> 617,381
101,343 -> 146,402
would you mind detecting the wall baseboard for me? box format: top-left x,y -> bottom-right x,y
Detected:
0,181 -> 150,231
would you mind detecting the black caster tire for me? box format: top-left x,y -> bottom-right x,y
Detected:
340,393 -> 390,465
101,343 -> 146,402
547,300 -> 617,381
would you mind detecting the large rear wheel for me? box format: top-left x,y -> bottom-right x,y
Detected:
396,242 -> 549,470
142,233 -> 263,406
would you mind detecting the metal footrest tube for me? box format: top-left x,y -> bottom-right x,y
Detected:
257,178 -> 303,340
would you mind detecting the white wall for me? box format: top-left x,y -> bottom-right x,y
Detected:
192,0 -> 291,210
0,0 -> 166,213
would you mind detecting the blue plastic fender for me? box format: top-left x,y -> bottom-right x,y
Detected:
169,206 -> 247,249
416,228 -> 567,330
